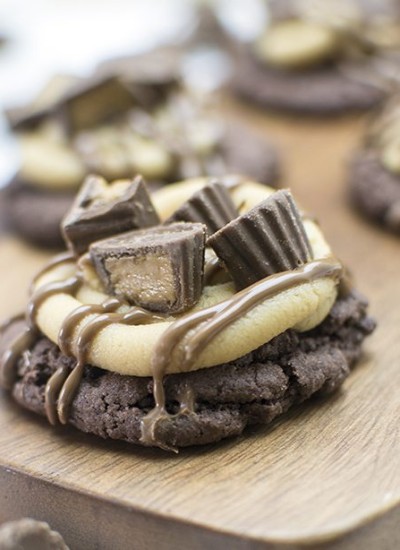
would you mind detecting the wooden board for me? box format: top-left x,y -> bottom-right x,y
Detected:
0,105 -> 400,550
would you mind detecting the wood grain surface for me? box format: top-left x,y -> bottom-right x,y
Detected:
0,103 -> 399,550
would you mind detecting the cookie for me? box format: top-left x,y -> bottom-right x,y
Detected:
2,178 -> 74,248
349,150 -> 400,233
348,94 -> 400,233
233,52 -> 384,114
4,291 -> 374,449
3,121 -> 279,249
0,177 -> 375,451
3,43 -> 280,249
232,0 -> 400,114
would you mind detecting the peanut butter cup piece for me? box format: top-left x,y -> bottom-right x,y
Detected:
60,75 -> 135,134
208,190 -> 312,290
62,174 -> 160,256
90,222 -> 206,313
166,181 -> 239,236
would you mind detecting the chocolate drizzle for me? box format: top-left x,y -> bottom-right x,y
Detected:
0,266 -> 82,391
53,300 -> 163,425
0,328 -> 37,390
0,247 -> 343,451
45,366 -> 70,426
30,251 -> 75,293
179,384 -> 196,414
27,276 -> 82,329
58,297 -> 122,356
140,257 -> 342,448
203,254 -> 224,286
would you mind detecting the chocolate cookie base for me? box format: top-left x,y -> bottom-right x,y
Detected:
4,291 -> 375,449
349,149 -> 400,234
2,177 -> 74,249
232,49 -> 384,115
2,125 -> 279,249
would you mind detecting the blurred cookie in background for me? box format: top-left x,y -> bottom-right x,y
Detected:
348,93 -> 400,233
231,0 -> 400,114
2,47 -> 280,249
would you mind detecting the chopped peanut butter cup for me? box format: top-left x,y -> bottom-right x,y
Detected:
165,181 -> 239,236
208,189 -> 313,290
60,75 -> 135,134
90,222 -> 206,313
62,174 -> 160,256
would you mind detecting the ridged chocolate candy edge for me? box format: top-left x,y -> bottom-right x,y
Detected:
166,181 -> 239,235
208,189 -> 312,290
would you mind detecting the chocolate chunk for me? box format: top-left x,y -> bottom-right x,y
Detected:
59,76 -> 135,134
62,174 -> 160,256
90,222 -> 206,313
208,189 -> 312,290
166,181 -> 239,236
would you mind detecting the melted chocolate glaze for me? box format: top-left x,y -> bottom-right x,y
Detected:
27,276 -> 82,329
30,251 -> 75,294
0,250 -> 344,450
140,257 -> 342,448
0,273 -> 82,391
55,304 -> 163,425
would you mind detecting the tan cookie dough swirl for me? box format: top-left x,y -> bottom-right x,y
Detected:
33,179 -> 338,378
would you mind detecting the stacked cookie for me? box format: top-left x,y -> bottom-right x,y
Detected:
349,94 -> 400,232
0,177 -> 375,450
2,49 -> 279,248
5,1 -> 398,453
233,0 -> 400,113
